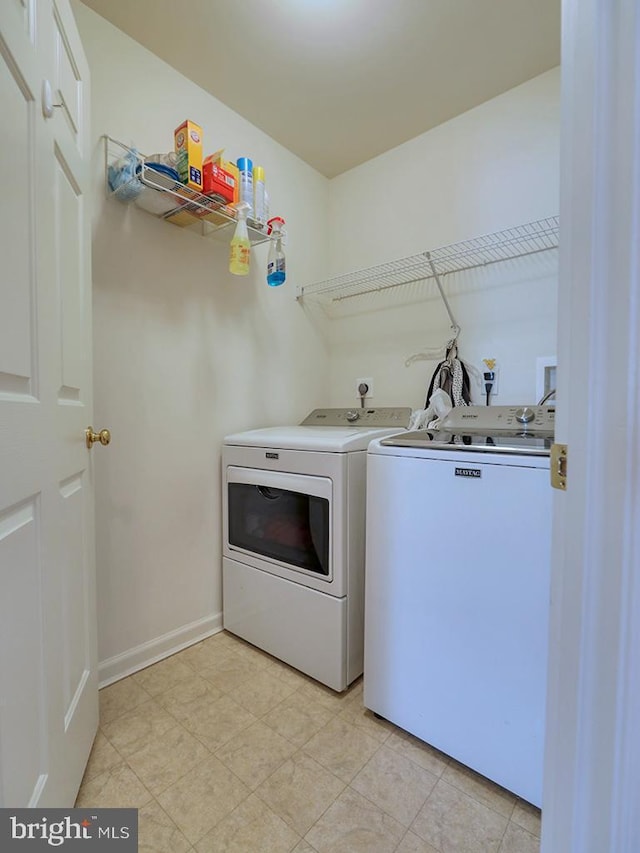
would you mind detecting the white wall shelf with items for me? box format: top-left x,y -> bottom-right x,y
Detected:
297,216 -> 559,305
104,136 -> 270,246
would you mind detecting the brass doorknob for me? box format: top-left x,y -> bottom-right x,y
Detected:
86,426 -> 111,449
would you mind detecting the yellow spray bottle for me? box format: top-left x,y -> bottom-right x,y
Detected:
229,202 -> 251,275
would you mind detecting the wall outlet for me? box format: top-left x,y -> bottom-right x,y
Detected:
482,368 -> 499,400
536,357 -> 556,403
355,377 -> 374,399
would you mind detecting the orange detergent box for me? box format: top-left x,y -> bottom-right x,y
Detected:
174,120 -> 203,191
203,155 -> 236,204
208,149 -> 239,203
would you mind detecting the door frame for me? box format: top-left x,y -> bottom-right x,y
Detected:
542,1 -> 640,850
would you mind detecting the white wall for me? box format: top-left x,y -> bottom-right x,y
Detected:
75,0 -> 561,682
72,3 -> 331,682
320,69 -> 560,409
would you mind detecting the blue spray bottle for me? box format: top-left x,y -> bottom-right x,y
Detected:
266,217 -> 286,287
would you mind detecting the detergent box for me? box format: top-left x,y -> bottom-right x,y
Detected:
203,156 -> 236,205
174,120 -> 203,191
208,149 -> 239,203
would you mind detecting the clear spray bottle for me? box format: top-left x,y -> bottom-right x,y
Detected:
266,216 -> 286,287
229,202 -> 251,276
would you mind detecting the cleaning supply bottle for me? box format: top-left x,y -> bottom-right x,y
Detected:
266,216 -> 286,286
229,203 -> 251,276
263,188 -> 270,223
236,157 -> 253,216
253,165 -> 266,226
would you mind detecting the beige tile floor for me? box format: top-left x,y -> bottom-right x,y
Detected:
77,631 -> 542,853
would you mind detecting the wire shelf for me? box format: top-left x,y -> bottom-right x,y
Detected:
104,136 -> 270,245
297,216 -> 559,303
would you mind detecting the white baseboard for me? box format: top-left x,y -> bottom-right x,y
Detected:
98,611 -> 223,688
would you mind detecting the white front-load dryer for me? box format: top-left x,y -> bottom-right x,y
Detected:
222,407 -> 411,691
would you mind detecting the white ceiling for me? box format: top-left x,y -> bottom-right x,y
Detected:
80,0 -> 561,178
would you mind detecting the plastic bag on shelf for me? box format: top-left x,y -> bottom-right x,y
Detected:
108,147 -> 143,201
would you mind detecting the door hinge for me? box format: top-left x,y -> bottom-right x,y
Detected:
550,443 -> 567,490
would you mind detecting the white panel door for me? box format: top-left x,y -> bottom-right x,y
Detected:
0,0 -> 98,807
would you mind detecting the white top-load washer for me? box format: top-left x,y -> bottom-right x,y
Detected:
222,407 -> 411,692
363,404 -> 555,806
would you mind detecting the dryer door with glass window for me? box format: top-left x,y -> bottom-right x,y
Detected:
224,467 -> 342,593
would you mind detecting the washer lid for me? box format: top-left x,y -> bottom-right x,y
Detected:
380,430 -> 553,456
223,425 -> 409,452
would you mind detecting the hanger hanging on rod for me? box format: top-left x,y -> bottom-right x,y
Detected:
405,251 -> 461,367
404,325 -> 460,367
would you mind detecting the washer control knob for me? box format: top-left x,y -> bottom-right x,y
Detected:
345,410 -> 360,422
515,406 -> 536,424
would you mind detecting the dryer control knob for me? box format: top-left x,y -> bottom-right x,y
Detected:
346,410 -> 360,422
515,406 -> 535,424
